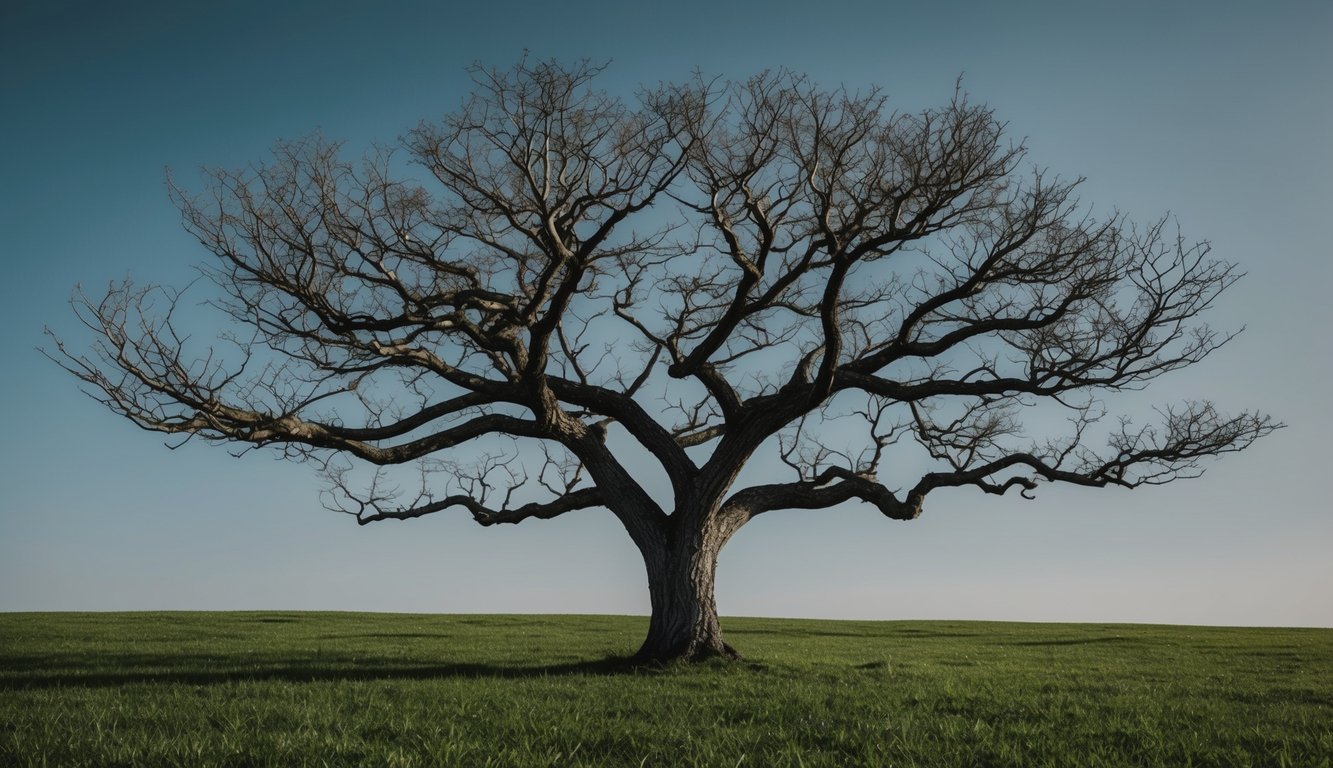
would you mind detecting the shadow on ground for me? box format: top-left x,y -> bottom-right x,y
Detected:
0,654 -> 661,690
0,650 -> 775,690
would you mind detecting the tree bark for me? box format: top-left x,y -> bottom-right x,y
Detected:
632,518 -> 741,663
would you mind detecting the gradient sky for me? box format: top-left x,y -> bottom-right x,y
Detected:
2,0 -> 1329,626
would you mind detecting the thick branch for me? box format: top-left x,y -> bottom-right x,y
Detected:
722,467 -> 922,522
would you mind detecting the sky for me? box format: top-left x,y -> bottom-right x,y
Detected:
1,0 -> 1329,627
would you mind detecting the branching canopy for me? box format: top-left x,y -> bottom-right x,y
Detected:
50,60 -> 1279,550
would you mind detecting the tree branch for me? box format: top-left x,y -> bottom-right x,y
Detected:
722,466 -> 921,521
350,487 -> 605,526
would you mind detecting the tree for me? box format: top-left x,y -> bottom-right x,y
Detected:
51,59 -> 1278,662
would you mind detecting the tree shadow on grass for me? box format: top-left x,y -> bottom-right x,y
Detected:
0,653 -> 660,690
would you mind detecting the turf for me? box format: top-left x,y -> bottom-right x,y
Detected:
1,613 -> 1329,767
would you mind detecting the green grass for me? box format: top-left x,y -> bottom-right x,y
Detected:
1,613 -> 1329,767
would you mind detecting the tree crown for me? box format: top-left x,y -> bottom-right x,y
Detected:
50,59 -> 1278,539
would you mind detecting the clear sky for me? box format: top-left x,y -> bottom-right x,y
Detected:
2,0 -> 1329,626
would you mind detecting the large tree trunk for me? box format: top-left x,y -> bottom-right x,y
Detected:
632,519 -> 741,663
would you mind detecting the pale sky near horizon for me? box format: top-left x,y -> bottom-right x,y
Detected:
2,0 -> 1329,627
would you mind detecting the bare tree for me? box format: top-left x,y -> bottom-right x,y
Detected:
50,60 -> 1278,662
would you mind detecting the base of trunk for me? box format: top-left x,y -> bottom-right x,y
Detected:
632,585 -> 740,664
631,634 -> 742,664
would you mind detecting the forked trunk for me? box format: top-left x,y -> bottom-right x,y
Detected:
633,524 -> 740,663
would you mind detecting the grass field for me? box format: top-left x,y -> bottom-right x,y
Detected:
1,613 -> 1329,767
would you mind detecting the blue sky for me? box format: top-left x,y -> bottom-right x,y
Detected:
2,0 -> 1329,626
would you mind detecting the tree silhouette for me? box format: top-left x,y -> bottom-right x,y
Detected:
50,60 -> 1278,661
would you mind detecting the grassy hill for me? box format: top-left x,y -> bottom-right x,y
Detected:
1,612 -> 1329,766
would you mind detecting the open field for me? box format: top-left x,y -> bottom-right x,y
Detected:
1,613 -> 1329,767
